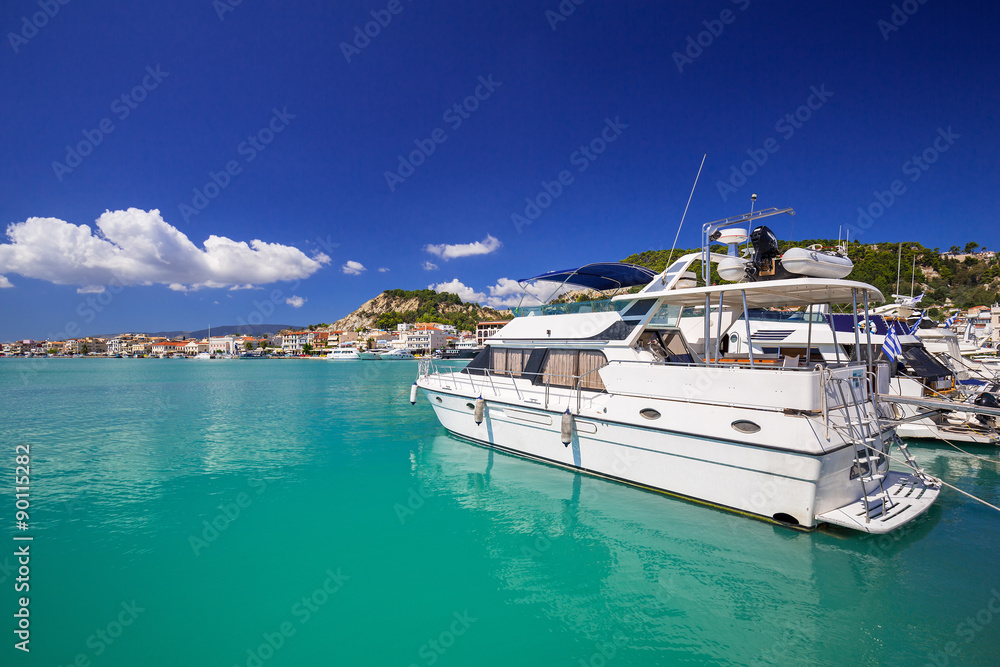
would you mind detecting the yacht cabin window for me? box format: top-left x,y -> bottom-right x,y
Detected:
647,303 -> 682,328
539,349 -> 607,391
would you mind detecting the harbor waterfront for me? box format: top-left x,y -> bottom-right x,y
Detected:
2,358 -> 1000,665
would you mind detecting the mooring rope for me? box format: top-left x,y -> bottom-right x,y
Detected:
871,443 -> 1000,516
929,432 -> 1000,466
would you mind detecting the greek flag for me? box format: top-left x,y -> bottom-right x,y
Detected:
944,312 -> 958,329
882,325 -> 902,361
907,312 -> 925,335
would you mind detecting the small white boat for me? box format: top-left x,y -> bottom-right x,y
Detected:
357,351 -> 380,360
780,246 -> 853,279
192,352 -> 214,360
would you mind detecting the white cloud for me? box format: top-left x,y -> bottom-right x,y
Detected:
484,277 -> 562,308
341,260 -> 366,275
0,209 -> 330,291
0,275 -> 12,288
426,276 -> 570,309
76,285 -> 105,294
286,295 -> 306,308
429,279 -> 487,303
422,261 -> 438,271
377,267 -> 390,273
424,234 -> 501,260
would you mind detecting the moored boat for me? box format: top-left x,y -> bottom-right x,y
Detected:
381,348 -> 416,360
412,206 -> 941,533
327,347 -> 362,360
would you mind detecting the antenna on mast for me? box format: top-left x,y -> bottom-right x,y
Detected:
750,193 -> 757,214
665,153 -> 707,280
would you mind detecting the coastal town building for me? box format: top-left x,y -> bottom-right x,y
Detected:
399,326 -> 448,354
476,321 -> 508,346
106,337 -> 127,356
280,331 -> 315,354
152,341 -> 190,356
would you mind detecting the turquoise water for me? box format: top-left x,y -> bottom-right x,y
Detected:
2,358 -> 999,666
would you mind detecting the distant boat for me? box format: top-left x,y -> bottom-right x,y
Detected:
434,348 -> 481,360
357,351 -> 380,360
327,348 -> 361,360
379,349 -> 415,360
193,352 -> 213,360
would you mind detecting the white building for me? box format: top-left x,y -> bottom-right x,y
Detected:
208,335 -> 240,355
106,337 -> 126,356
399,327 -> 448,353
280,331 -> 315,354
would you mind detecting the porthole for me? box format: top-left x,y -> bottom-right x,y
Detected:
466,402 -> 476,410
435,397 -> 443,403
731,420 -> 760,434
639,408 -> 661,420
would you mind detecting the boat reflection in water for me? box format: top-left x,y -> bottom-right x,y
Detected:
413,433 -> 943,664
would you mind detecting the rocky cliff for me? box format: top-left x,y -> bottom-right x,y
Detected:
330,290 -> 511,332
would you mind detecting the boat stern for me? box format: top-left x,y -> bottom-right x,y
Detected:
815,471 -> 940,533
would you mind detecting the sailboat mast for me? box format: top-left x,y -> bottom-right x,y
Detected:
895,241 -> 902,295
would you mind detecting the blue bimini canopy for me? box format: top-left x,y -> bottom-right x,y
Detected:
520,262 -> 658,292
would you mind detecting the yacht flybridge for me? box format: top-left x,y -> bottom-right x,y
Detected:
413,207 -> 943,533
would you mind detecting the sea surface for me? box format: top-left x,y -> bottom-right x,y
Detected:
2,358 -> 999,666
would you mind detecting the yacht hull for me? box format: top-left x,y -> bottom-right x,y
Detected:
419,387 -> 927,532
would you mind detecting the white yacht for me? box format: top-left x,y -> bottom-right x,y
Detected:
412,207 -> 941,534
327,347 -> 361,360
381,348 -> 416,360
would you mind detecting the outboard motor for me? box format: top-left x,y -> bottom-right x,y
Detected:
746,226 -> 793,281
973,392 -> 999,428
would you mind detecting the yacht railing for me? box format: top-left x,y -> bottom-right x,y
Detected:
419,360 -> 608,413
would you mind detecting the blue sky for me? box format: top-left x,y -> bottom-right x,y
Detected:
2,1 -> 998,341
